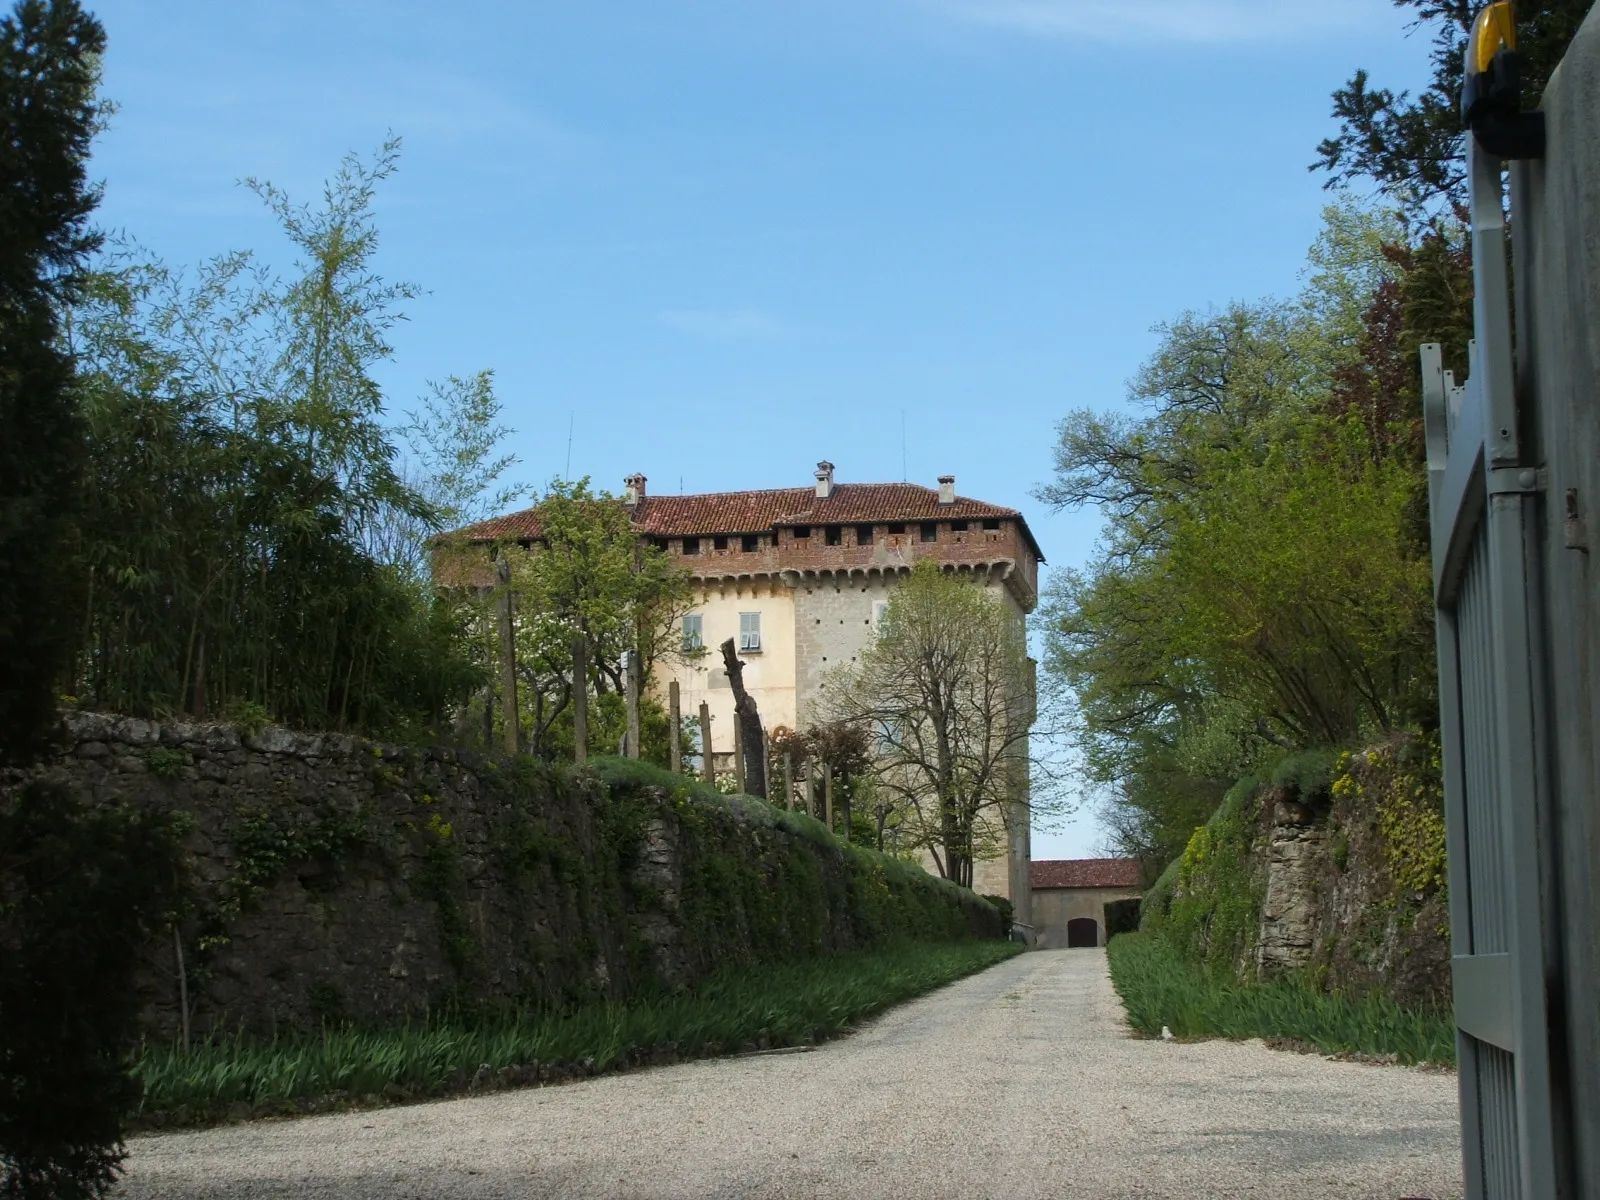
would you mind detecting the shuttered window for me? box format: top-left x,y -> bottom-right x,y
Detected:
739,611 -> 762,652
681,613 -> 703,651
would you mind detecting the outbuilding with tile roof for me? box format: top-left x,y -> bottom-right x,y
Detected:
1030,858 -> 1143,949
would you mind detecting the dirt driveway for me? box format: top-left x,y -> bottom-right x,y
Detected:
118,948 -> 1463,1199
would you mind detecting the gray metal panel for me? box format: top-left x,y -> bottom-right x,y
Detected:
1469,141 -> 1520,468
1510,8 -> 1600,1187
1455,530 -> 1508,957
1474,1039 -> 1522,1198
1422,132 -> 1562,1200
1454,954 -> 1514,1049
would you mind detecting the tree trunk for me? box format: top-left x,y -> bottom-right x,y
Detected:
496,559 -> 519,755
718,638 -> 766,798
573,632 -> 589,762
624,648 -> 641,760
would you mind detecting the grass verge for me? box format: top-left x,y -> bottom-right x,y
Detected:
135,939 -> 1021,1129
1107,932 -> 1454,1066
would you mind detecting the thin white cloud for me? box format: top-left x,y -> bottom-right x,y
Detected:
937,0 -> 1388,43
658,307 -> 788,340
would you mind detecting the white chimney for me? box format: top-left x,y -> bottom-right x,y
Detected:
815,460 -> 835,499
938,474 -> 955,505
624,473 -> 647,506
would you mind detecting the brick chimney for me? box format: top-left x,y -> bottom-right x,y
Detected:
624,473 -> 647,506
937,474 -> 955,505
814,461 -> 835,499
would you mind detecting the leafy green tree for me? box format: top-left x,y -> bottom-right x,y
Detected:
1313,0 -> 1590,213
66,144 -> 484,734
824,562 -> 1041,887
1039,204 -> 1439,872
370,370 -> 523,579
0,0 -> 104,764
495,479 -> 696,756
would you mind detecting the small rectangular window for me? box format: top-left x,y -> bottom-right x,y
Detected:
681,613 -> 703,651
713,535 -> 728,551
856,525 -> 874,545
792,526 -> 811,539
920,522 -> 937,542
873,601 -> 890,627
949,521 -> 969,535
825,526 -> 842,546
682,537 -> 700,555
887,523 -> 905,535
739,611 -> 762,652
741,533 -> 759,552
983,518 -> 1001,531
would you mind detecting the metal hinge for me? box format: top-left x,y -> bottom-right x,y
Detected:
1486,467 -> 1547,495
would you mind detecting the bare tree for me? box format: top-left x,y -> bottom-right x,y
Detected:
825,562 -> 1038,887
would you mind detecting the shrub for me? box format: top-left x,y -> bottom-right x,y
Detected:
982,894 -> 1014,935
1145,776 -> 1263,974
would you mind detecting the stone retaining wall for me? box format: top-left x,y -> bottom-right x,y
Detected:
2,712 -> 999,1039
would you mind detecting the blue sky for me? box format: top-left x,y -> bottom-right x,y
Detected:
87,0 -> 1432,856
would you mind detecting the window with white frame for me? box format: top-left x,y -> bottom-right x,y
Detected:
681,613 -> 703,652
873,601 -> 890,629
739,611 -> 762,652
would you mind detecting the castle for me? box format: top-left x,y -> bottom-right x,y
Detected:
459,461 -> 1043,914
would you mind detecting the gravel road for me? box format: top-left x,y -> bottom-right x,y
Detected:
118,948 -> 1464,1199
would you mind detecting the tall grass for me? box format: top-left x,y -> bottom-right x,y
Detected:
135,939 -> 1020,1127
1107,933 -> 1455,1066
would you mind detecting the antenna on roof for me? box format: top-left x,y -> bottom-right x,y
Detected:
901,410 -> 907,482
564,413 -> 574,481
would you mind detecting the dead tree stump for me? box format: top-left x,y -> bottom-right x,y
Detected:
719,637 -> 767,798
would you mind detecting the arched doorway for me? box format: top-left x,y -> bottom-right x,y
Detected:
1066,917 -> 1099,948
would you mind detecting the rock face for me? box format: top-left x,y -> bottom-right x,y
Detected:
1252,743 -> 1450,1009
1255,795 -> 1328,976
1,712 -> 1000,1039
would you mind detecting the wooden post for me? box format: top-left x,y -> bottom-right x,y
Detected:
496,559 -> 519,755
624,649 -> 642,760
173,925 -> 190,1056
841,777 -> 850,843
699,702 -> 714,783
804,764 -> 815,819
823,761 -> 834,832
572,632 -> 588,763
734,716 -> 746,794
783,751 -> 794,810
669,680 -> 682,775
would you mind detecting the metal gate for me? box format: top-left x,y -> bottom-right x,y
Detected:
1421,134 -> 1559,1199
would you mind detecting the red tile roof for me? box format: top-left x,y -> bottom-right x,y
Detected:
1030,859 -> 1142,890
452,482 -> 1044,562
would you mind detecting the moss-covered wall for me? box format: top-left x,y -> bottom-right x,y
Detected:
0,712 -> 1000,1038
1137,736 -> 1449,1009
